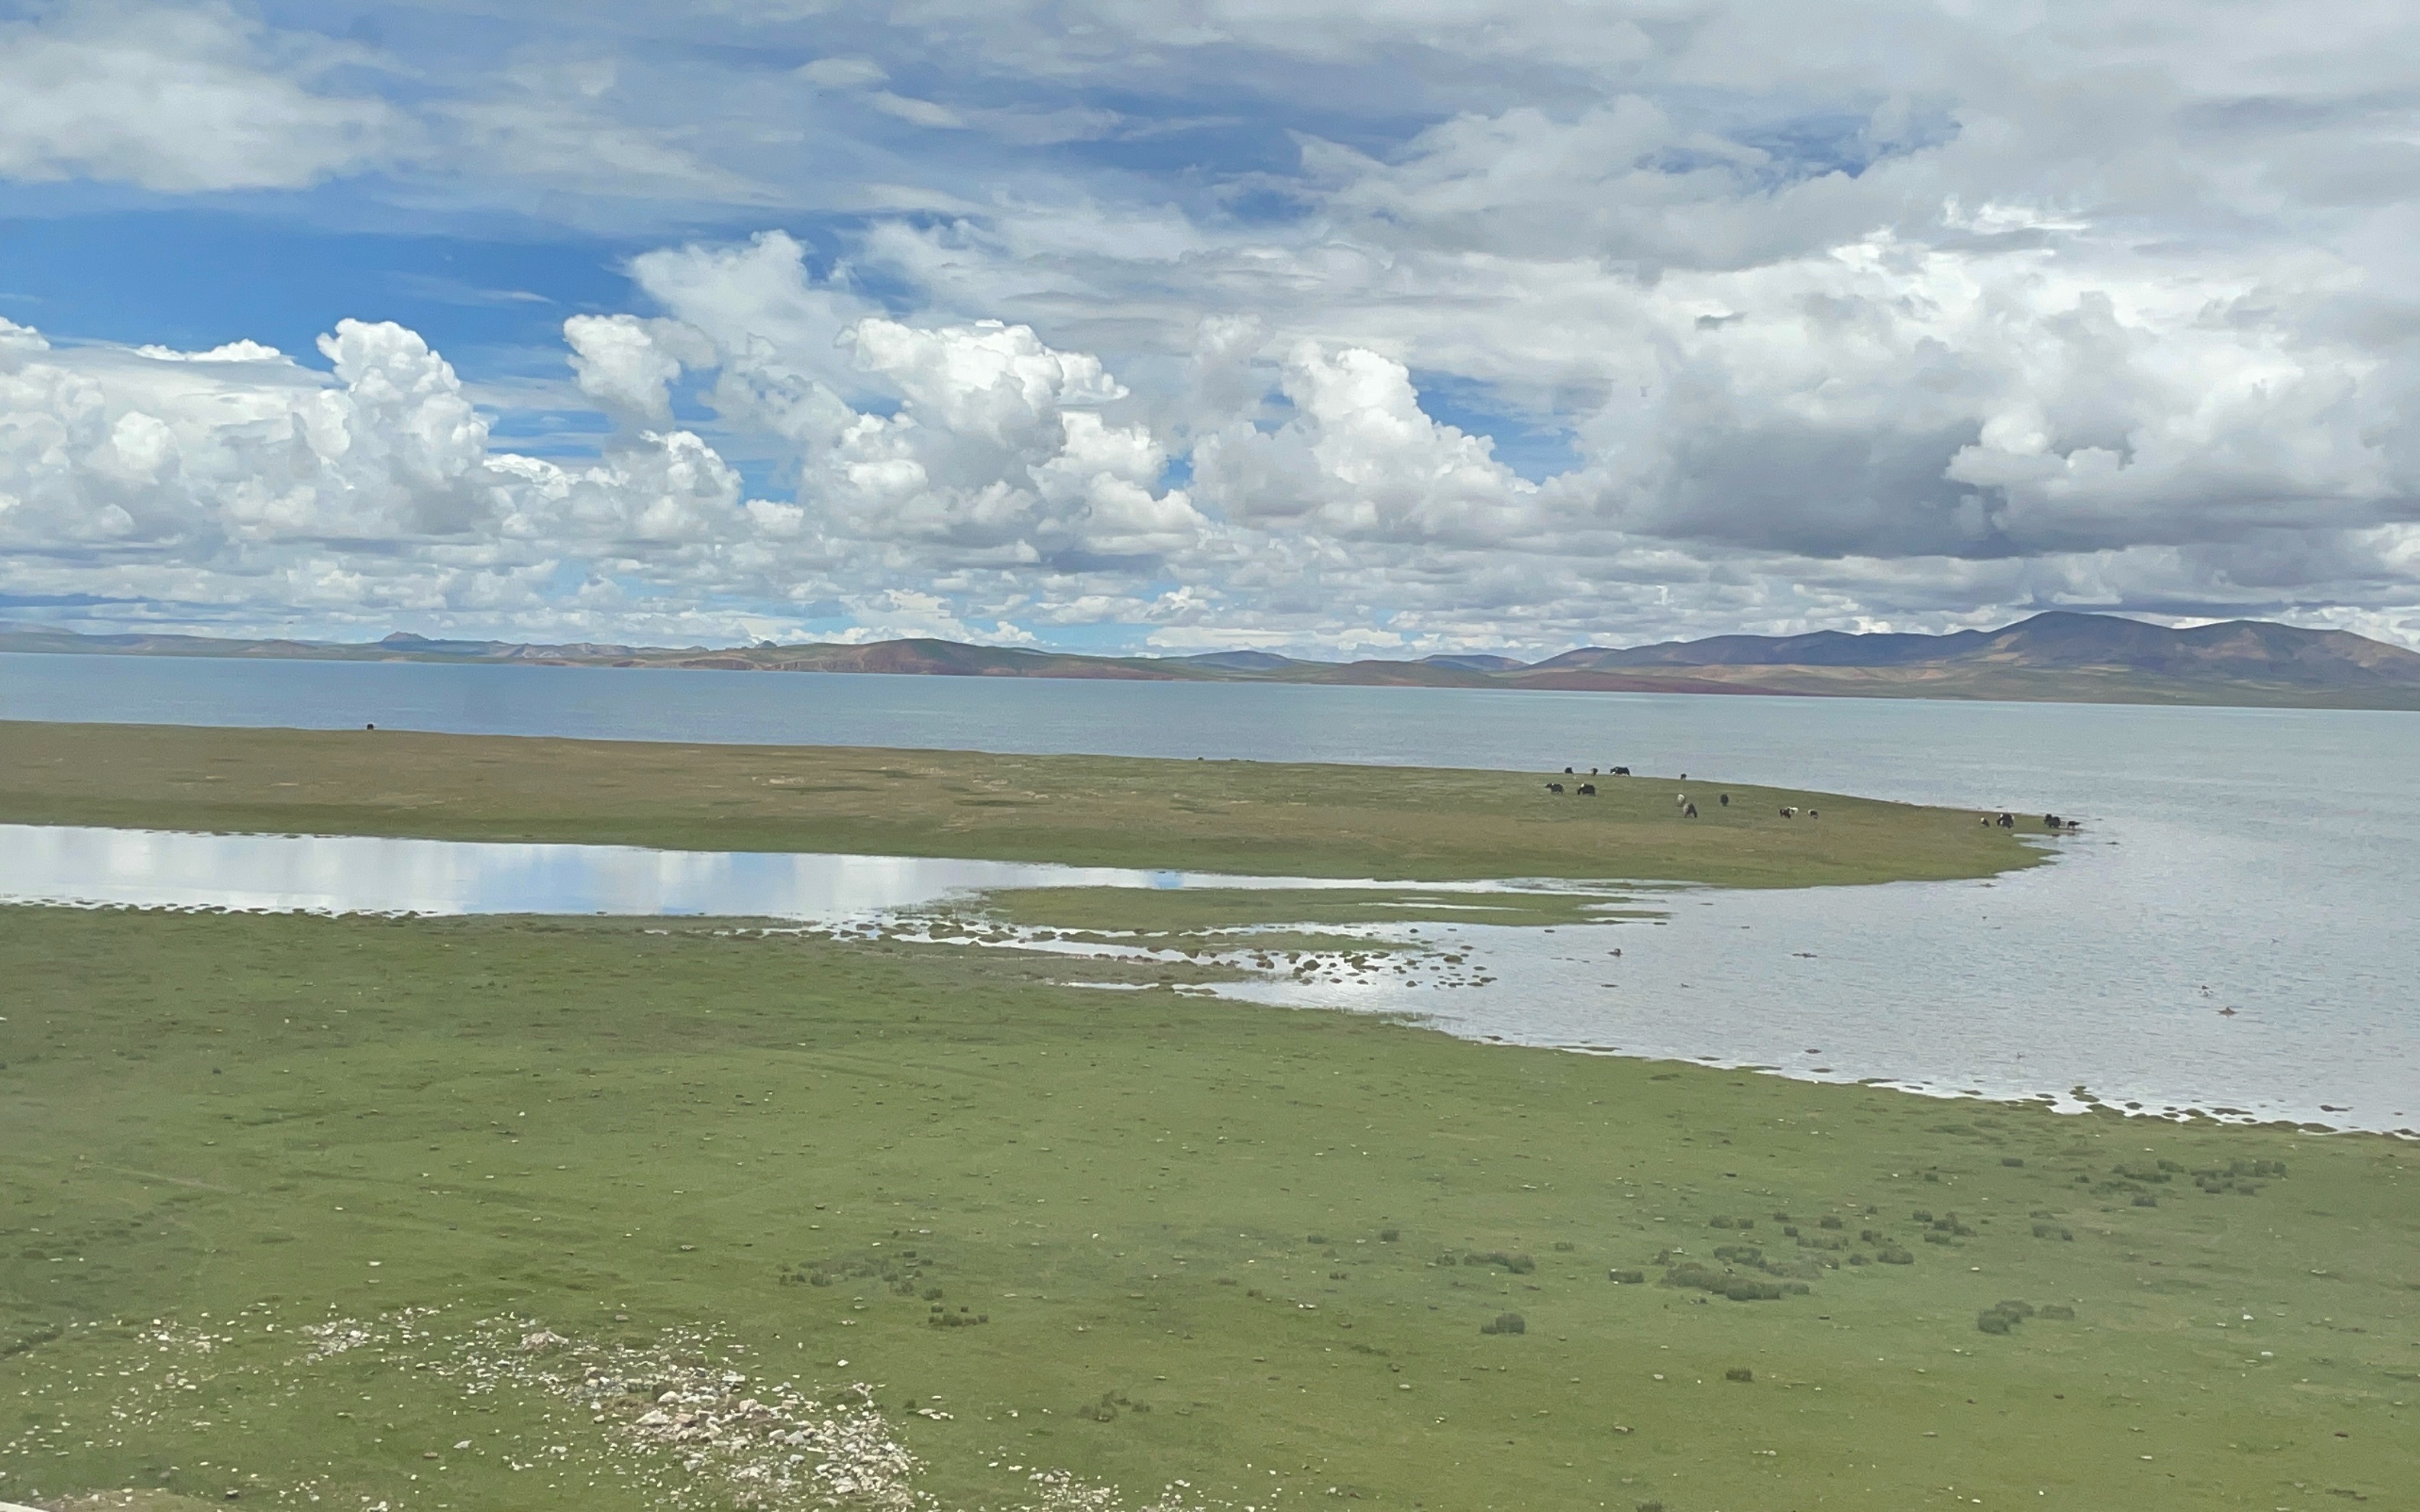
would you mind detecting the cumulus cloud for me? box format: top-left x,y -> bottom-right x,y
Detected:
1193,343 -> 1536,546
11,0 -> 2420,651
0,312 -> 818,638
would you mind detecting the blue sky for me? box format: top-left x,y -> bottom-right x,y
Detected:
2,0 -> 2418,654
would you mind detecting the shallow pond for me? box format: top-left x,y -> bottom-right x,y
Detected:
5,819 -> 2411,1136
0,822 -> 1526,919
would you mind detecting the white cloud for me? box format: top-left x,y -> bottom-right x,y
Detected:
1193,343 -> 1536,546
0,2 -> 399,191
11,0 -> 2420,649
564,314 -> 713,423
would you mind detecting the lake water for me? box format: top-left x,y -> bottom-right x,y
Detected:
5,651 -> 2416,1134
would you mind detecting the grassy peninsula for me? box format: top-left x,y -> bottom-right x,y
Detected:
0,721 -> 2033,887
0,909 -> 2412,1512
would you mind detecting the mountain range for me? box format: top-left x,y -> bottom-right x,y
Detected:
5,612 -> 2418,710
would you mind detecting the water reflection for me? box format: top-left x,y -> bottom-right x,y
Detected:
0,824 -> 1506,920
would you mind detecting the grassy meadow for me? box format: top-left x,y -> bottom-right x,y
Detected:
0,722 -> 2037,887
2,907 -> 2412,1512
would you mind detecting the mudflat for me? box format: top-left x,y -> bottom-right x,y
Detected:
0,720 -> 2035,887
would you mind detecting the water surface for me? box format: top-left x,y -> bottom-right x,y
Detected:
6,651 -> 2415,1134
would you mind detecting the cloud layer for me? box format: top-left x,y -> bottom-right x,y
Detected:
3,0 -> 2418,652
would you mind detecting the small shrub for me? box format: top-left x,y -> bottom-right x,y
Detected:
1782,1225 -> 1800,1238
1911,1210 -> 1933,1223
2038,1304 -> 2075,1320
1977,1299 -> 2034,1334
1329,1270 -> 1348,1280
2001,1156 -> 2026,1168
1818,1215 -> 1843,1230
1771,1211 -> 1793,1223
1723,1280 -> 1784,1302
1639,1502 -> 1665,1512
1709,1216 -> 1737,1229
1608,1268 -> 1645,1284
1379,1229 -> 1399,1243
1480,1312 -> 1527,1335
1553,1241 -> 1575,1252
2133,1194 -> 2158,1208
1876,1246 -> 1914,1265
921,1286 -> 944,1300
1724,1366 -> 1754,1382
1859,1229 -> 1882,1243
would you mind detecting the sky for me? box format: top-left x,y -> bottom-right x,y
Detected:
3,1 -> 2419,657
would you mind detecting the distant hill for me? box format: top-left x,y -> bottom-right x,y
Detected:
5,612 -> 2418,711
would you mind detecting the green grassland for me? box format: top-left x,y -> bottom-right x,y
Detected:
0,722 -> 2037,887
2,908 -> 2412,1511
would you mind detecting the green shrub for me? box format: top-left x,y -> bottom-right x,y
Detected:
1709,1216 -> 1737,1229
1818,1215 -> 1843,1230
1876,1246 -> 1914,1265
1553,1241 -> 1576,1252
1976,1299 -> 2035,1334
1379,1229 -> 1400,1242
1463,1250 -> 1535,1274
1480,1311 -> 1527,1335
1911,1210 -> 1933,1223
2038,1304 -> 2075,1320
2001,1156 -> 2026,1167
1608,1269 -> 1645,1284
1308,1233 -> 1328,1244
1724,1366 -> 1754,1382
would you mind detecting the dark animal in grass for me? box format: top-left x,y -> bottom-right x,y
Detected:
1780,806 -> 1796,818
1545,782 -> 1564,794
1997,811 -> 2016,828
1612,765 -> 1632,775
1564,766 -> 1575,774
1720,793 -> 1729,806
1684,803 -> 1698,817
1577,783 -> 1597,796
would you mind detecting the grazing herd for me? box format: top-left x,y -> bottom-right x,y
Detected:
1987,811 -> 2083,832
1539,768 -> 2077,832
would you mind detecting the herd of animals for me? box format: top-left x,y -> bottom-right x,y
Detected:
1542,766 -> 2082,832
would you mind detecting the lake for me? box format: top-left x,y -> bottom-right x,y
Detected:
5,650 -> 2415,1133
